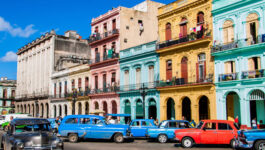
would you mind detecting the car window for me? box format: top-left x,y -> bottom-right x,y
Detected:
179,122 -> 190,128
80,118 -> 91,124
218,123 -> 233,130
159,121 -> 168,128
234,123 -> 239,130
132,121 -> 140,126
196,121 -> 204,129
204,122 -> 216,130
142,121 -> 152,126
65,118 -> 78,124
15,124 -> 51,132
92,118 -> 104,125
168,122 -> 178,128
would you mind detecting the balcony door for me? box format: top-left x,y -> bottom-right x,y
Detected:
181,57 -> 188,83
166,60 -> 172,81
180,18 -> 187,38
165,23 -> 172,41
103,74 -> 107,91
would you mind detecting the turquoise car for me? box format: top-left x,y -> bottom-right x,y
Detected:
58,115 -> 132,143
146,120 -> 192,143
237,129 -> 265,150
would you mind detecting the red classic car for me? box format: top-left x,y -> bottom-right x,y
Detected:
174,120 -> 239,148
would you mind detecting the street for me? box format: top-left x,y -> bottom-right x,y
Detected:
64,139 -> 234,150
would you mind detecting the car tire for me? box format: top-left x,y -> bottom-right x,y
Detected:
114,133 -> 124,143
230,139 -> 236,148
157,134 -> 168,143
254,140 -> 265,150
181,137 -> 194,148
68,133 -> 78,143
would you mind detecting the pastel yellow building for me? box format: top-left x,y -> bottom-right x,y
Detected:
156,0 -> 216,123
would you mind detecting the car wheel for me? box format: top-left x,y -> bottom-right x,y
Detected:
181,137 -> 194,148
254,140 -> 265,150
158,134 -> 168,143
230,139 -> 236,148
68,133 -> 78,143
114,133 -> 124,143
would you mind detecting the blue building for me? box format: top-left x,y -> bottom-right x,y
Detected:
0,78 -> 16,114
212,0 -> 265,128
119,41 -> 160,121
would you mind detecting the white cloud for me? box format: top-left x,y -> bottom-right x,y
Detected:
0,16 -> 37,38
0,51 -> 17,62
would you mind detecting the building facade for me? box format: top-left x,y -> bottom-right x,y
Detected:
0,78 -> 16,114
88,0 -> 164,116
16,30 -> 90,118
156,0 -> 216,123
119,41 -> 160,122
212,0 -> 265,128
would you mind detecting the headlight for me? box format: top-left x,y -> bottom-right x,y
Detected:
16,142 -> 24,149
57,141 -> 63,147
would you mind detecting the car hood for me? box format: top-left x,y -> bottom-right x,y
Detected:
13,132 -> 57,145
175,128 -> 200,133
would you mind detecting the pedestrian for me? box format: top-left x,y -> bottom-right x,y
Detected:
7,116 -> 14,131
190,120 -> 196,127
154,118 -> 159,125
108,117 -> 115,124
182,116 -> 186,120
235,116 -> 239,126
252,117 -> 257,129
55,116 -> 61,133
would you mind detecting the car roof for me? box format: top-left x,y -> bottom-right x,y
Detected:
162,120 -> 190,122
64,115 -> 105,119
11,118 -> 49,126
132,119 -> 154,121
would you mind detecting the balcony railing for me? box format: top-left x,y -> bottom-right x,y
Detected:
242,69 -> 265,79
211,34 -> 265,53
157,30 -> 211,49
119,82 -> 157,92
219,73 -> 238,82
1,96 -> 15,100
88,29 -> 119,44
89,52 -> 119,65
156,74 -> 213,88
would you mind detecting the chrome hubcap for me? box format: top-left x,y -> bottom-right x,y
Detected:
259,143 -> 265,150
159,135 -> 167,143
71,136 -> 76,141
116,136 -> 123,142
184,139 -> 191,147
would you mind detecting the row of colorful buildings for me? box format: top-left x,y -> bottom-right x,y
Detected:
15,0 -> 265,128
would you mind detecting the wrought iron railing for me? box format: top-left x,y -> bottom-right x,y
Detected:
219,73 -> 238,82
89,52 -> 119,64
242,69 -> 265,79
119,82 -> 157,92
211,34 -> 265,53
88,29 -> 119,43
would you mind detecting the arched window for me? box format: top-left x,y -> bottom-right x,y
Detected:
197,12 -> 204,24
85,77 -> 89,91
78,78 -> 82,92
95,102 -> 99,110
165,23 -> 172,41
197,12 -> 205,38
180,18 -> 187,38
246,13 -> 259,45
223,20 -> 234,44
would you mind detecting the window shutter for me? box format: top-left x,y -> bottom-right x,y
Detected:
257,57 -> 261,69
204,61 -> 206,79
196,63 -> 199,82
232,61 -> 236,73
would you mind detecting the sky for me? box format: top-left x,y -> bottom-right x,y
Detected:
0,0 -> 174,80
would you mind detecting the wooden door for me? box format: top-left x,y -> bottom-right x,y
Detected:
166,60 -> 172,81
181,57 -> 188,83
166,23 -> 172,41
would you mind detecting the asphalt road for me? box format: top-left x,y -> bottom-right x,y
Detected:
64,139 -> 235,150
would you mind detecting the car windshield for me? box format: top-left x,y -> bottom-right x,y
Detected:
15,123 -> 51,133
196,121 -> 204,129
158,121 -> 167,128
234,123 -> 240,130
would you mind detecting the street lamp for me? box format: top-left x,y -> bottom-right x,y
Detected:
72,89 -> 77,115
139,83 -> 148,119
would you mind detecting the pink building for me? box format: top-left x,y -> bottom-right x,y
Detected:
88,0 -> 164,116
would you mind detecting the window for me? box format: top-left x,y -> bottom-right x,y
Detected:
197,53 -> 206,81
11,90 -> 15,98
72,79 -> 75,90
223,20 -> 234,44
197,12 -> 204,24
179,122 -> 190,128
124,70 -> 129,85
103,23 -> 107,32
59,82 -> 62,98
112,19 -> 116,30
225,61 -> 235,74
166,60 -> 172,81
111,72 -> 116,84
148,66 -> 154,83
138,20 -> 144,35
197,12 -> 205,38
3,89 -> 7,99
65,118 -> 78,124
180,18 -> 187,38
168,122 -> 178,128
54,83 -> 56,97
85,77 -> 89,90
80,118 -> 91,124
246,13 -> 259,45
218,123 -> 232,130
142,121 -> 152,126
95,26 -> 98,33
136,68 -> 141,88
78,78 -> 82,92
203,122 -> 216,130
132,121 -> 140,126
64,81 -> 67,95
111,42 -> 116,52
95,76 -> 98,89
95,102 -> 99,110
92,118 -> 104,125
165,23 -> 172,41
248,57 -> 261,70
103,74 -> 107,89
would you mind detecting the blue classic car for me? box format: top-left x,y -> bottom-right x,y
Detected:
129,119 -> 157,138
58,115 -> 131,143
237,129 -> 265,150
146,120 -> 192,143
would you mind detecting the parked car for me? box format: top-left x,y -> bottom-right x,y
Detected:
236,129 -> 265,150
2,118 -> 63,150
0,114 -> 32,131
58,115 -> 132,143
174,120 -> 239,148
146,120 -> 191,143
129,119 -> 157,138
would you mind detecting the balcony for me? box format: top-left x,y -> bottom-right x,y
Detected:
219,73 -> 238,82
88,29 -> 119,45
119,82 -> 157,92
156,74 -> 213,88
89,52 -> 119,65
211,34 -> 265,53
157,30 -> 211,50
242,69 -> 265,80
1,96 -> 15,100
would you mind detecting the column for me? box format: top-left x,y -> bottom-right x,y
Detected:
131,101 -> 136,120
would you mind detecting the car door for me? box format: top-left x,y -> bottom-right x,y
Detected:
139,121 -> 153,137
166,121 -> 179,139
59,117 -> 79,136
217,122 -> 235,144
90,118 -> 110,139
130,121 -> 142,137
78,117 -> 91,139
200,122 -> 218,144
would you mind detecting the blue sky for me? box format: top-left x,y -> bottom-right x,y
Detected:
0,0 -> 173,80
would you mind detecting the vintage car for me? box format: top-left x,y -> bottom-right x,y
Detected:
236,129 -> 265,150
2,118 -> 63,150
146,120 -> 191,143
58,115 -> 132,143
129,119 -> 157,138
0,114 -> 32,131
174,120 -> 239,148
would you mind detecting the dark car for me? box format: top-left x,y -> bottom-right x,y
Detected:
2,118 -> 64,150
